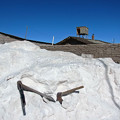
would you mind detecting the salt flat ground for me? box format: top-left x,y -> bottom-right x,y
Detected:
0,41 -> 120,120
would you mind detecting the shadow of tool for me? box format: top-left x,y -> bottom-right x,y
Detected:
99,59 -> 120,110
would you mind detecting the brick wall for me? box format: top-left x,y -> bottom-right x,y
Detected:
40,44 -> 120,63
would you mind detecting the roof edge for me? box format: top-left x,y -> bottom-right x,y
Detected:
0,32 -> 52,44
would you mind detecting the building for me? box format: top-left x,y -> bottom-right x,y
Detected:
0,31 -> 119,63
0,31 -> 109,46
56,26 -> 109,45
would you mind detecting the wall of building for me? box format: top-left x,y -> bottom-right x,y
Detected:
40,44 -> 120,63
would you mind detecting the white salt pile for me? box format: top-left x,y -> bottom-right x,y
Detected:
0,41 -> 120,120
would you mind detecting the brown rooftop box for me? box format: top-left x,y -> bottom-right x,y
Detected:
76,26 -> 88,35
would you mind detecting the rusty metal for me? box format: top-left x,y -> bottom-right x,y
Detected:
92,34 -> 94,40
57,86 -> 84,104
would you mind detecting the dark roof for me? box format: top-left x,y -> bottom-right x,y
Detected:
0,32 -> 25,40
56,36 -> 109,45
0,32 -> 51,45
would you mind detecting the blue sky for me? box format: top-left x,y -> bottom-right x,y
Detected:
0,0 -> 120,43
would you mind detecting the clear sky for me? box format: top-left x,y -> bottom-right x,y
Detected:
0,0 -> 120,43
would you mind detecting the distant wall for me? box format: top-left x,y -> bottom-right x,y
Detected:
40,44 -> 120,63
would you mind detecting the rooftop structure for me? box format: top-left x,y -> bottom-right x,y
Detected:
76,26 -> 88,38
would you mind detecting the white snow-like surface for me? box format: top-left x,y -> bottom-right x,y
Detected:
0,41 -> 120,120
